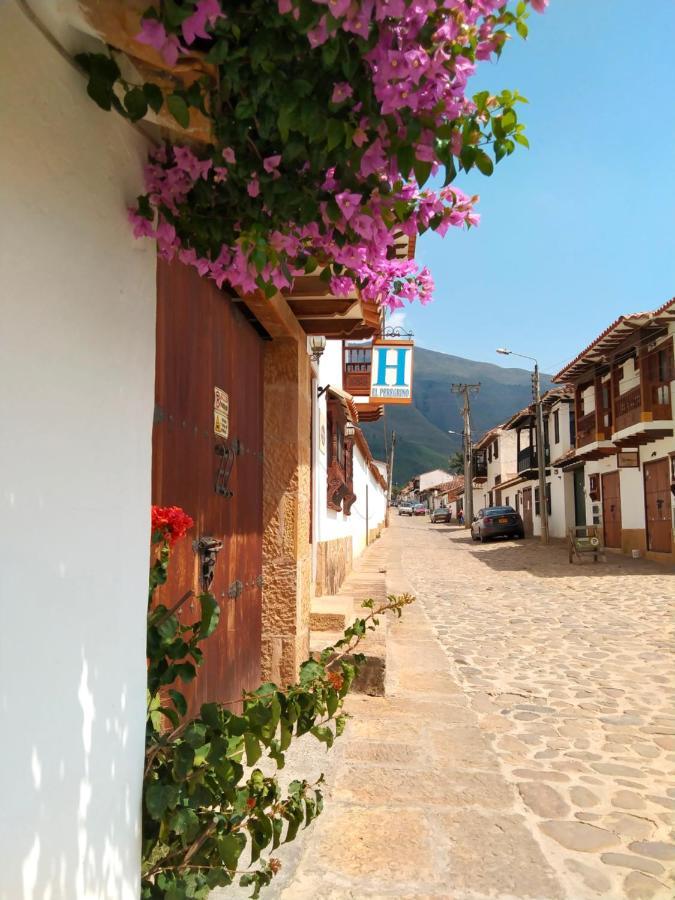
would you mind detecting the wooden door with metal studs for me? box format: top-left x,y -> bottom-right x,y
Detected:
152,259 -> 264,713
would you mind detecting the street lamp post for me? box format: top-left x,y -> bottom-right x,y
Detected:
496,348 -> 550,545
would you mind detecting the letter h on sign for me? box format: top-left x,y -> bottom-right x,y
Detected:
369,341 -> 414,404
374,347 -> 407,386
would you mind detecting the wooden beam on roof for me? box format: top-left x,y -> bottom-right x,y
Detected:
238,289 -> 305,341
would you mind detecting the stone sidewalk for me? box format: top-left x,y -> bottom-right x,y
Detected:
272,518 -> 674,900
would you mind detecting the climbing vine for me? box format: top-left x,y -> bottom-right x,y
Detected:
76,0 -> 547,309
145,506 -> 413,898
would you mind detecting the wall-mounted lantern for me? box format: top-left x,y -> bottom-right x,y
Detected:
309,335 -> 327,363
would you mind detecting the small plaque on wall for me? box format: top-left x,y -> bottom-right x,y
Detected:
617,450 -> 639,468
214,387 -> 229,439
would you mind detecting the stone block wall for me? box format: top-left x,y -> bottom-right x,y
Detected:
261,337 -> 312,683
315,535 -> 353,596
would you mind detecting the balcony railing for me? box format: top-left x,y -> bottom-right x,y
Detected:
472,450 -> 487,479
614,385 -> 641,432
517,446 -> 550,473
576,411 -> 597,448
343,364 -> 371,396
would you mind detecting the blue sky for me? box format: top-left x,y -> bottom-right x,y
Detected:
393,0 -> 675,376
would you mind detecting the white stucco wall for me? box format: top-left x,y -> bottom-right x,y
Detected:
313,342 -> 387,558
0,8 -> 156,898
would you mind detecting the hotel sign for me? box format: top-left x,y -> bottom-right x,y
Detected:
369,340 -> 414,404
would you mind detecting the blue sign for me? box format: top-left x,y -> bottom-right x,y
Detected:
370,341 -> 414,404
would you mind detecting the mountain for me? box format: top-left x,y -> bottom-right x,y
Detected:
361,346 -> 552,486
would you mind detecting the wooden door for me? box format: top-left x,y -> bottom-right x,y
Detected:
153,259 -> 264,712
522,487 -> 533,537
602,471 -> 622,548
644,459 -> 671,553
573,468 -> 586,527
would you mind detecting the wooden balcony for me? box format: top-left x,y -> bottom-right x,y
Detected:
614,385 -> 642,432
343,343 -> 372,396
576,411 -> 598,448
517,446 -> 550,473
343,365 -> 371,396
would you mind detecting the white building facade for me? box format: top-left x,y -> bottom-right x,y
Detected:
312,341 -> 389,595
1,6 -> 156,897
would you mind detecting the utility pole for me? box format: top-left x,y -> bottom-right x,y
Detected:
533,364 -> 550,545
451,384 -> 480,526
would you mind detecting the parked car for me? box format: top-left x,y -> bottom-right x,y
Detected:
398,503 -> 414,516
471,506 -> 524,542
413,503 -> 427,516
430,507 -> 451,524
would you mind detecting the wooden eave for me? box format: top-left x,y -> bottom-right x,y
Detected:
553,298 -> 675,383
355,402 -> 384,422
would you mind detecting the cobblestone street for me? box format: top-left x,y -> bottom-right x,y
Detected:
277,518 -> 674,899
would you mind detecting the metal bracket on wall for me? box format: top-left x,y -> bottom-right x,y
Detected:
215,438 -> 241,497
193,536 -> 223,593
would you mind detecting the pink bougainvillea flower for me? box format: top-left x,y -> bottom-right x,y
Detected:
222,147 -> 236,165
331,82 -> 353,103
135,18 -> 185,66
247,177 -> 261,198
530,0 -> 548,10
181,0 -> 224,45
307,16 -> 329,47
335,190 -> 362,221
315,0 -> 352,17
263,155 -> 282,174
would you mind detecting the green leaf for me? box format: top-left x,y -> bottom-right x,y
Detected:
124,87 -> 148,121
235,98 -> 255,120
87,76 -> 114,112
326,119 -> 344,151
199,593 -> 220,638
145,783 -> 179,819
299,659 -> 323,686
169,807 -> 199,840
244,732 -> 262,766
169,689 -> 187,718
474,149 -> 494,176
514,133 -> 530,148
310,725 -> 334,748
143,82 -> 164,114
217,832 -> 246,872
396,145 -> 415,178
516,19 -> 529,39
206,39 -> 230,64
167,94 -> 190,128
413,158 -> 432,188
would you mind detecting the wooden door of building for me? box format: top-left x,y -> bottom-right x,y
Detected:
153,259 -> 264,713
601,471 -> 621,548
644,459 -> 671,553
522,487 -> 533,537
573,468 -> 586,527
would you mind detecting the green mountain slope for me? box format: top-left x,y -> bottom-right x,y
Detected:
362,346 -> 552,486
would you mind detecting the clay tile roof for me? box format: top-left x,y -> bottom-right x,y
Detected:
553,297 -> 675,383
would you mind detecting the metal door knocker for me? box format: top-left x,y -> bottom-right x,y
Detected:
193,536 -> 223,592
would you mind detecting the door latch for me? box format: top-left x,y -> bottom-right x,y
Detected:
193,536 -> 223,592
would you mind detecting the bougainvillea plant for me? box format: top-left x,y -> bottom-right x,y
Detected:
145,506 -> 413,897
77,0 -> 547,310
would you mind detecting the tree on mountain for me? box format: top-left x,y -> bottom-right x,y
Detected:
448,450 -> 465,474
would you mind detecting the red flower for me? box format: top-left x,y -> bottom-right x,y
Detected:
151,505 -> 194,545
327,671 -> 344,691
246,797 -> 256,809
